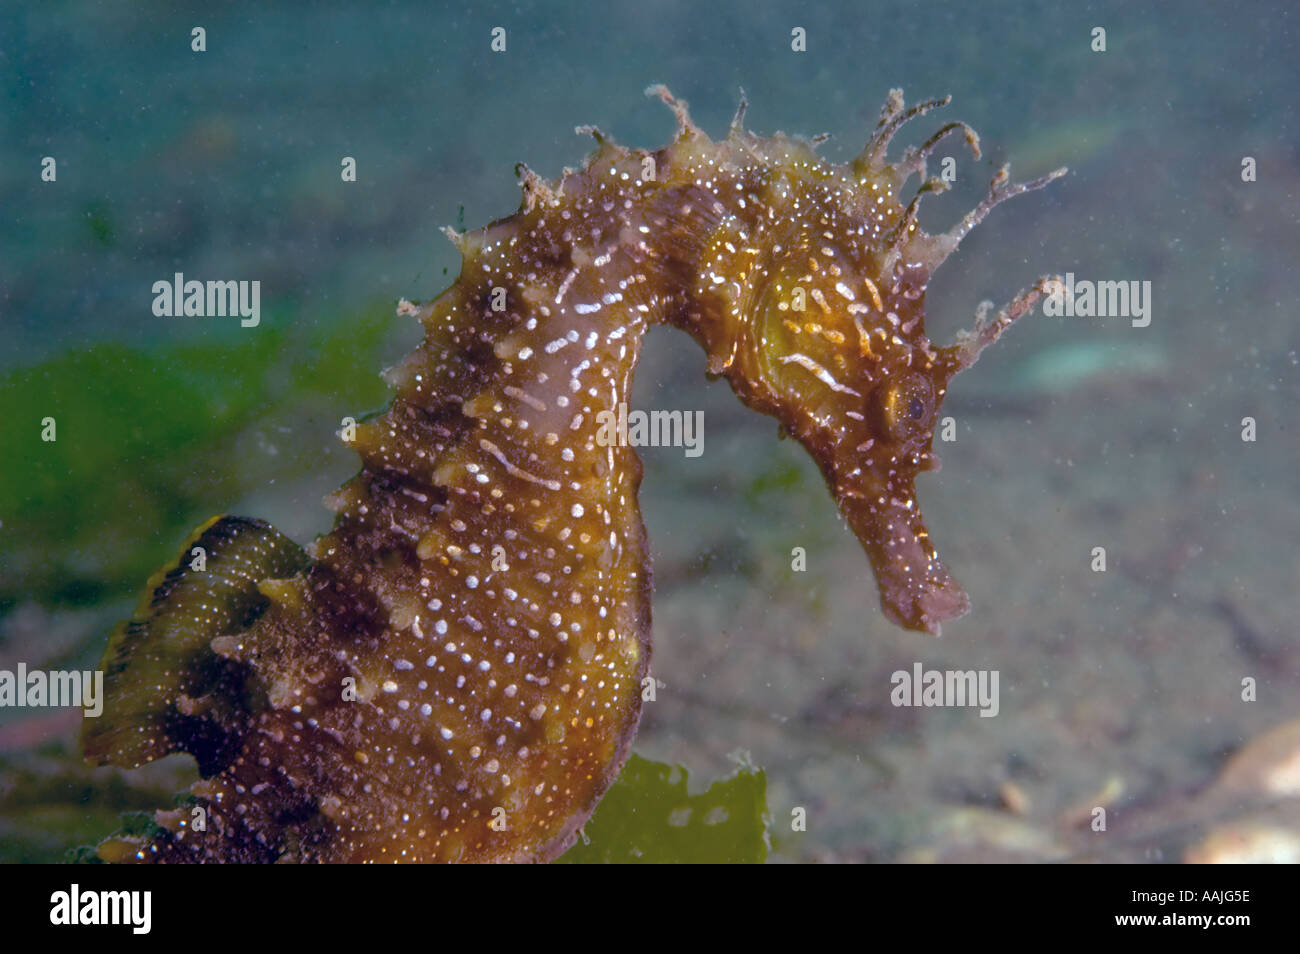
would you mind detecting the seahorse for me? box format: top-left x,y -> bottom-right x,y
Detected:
83,87 -> 1064,862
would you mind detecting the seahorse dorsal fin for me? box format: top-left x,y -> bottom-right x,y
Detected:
83,516 -> 310,772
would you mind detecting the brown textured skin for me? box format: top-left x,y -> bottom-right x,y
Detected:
86,88 -> 1062,863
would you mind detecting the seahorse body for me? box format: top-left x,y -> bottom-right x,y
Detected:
84,88 -> 1063,862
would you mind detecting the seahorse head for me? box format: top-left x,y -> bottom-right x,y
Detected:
727,208 -> 975,635
683,90 -> 1064,634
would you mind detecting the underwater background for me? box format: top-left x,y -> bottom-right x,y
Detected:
1,0 -> 1297,862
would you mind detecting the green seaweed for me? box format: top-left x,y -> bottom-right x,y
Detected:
0,336 -> 285,604
0,754 -> 189,864
742,454 -> 807,508
0,303 -> 400,606
557,754 -> 769,864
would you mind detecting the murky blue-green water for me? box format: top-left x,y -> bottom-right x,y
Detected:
1,1 -> 1297,864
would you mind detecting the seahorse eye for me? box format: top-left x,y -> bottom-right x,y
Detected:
873,374 -> 935,440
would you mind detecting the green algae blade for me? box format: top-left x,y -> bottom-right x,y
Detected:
556,754 -> 769,864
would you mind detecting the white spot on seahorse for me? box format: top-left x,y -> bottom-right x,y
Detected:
779,354 -> 863,397
504,384 -> 547,412
555,268 -> 578,304
479,438 -> 561,491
